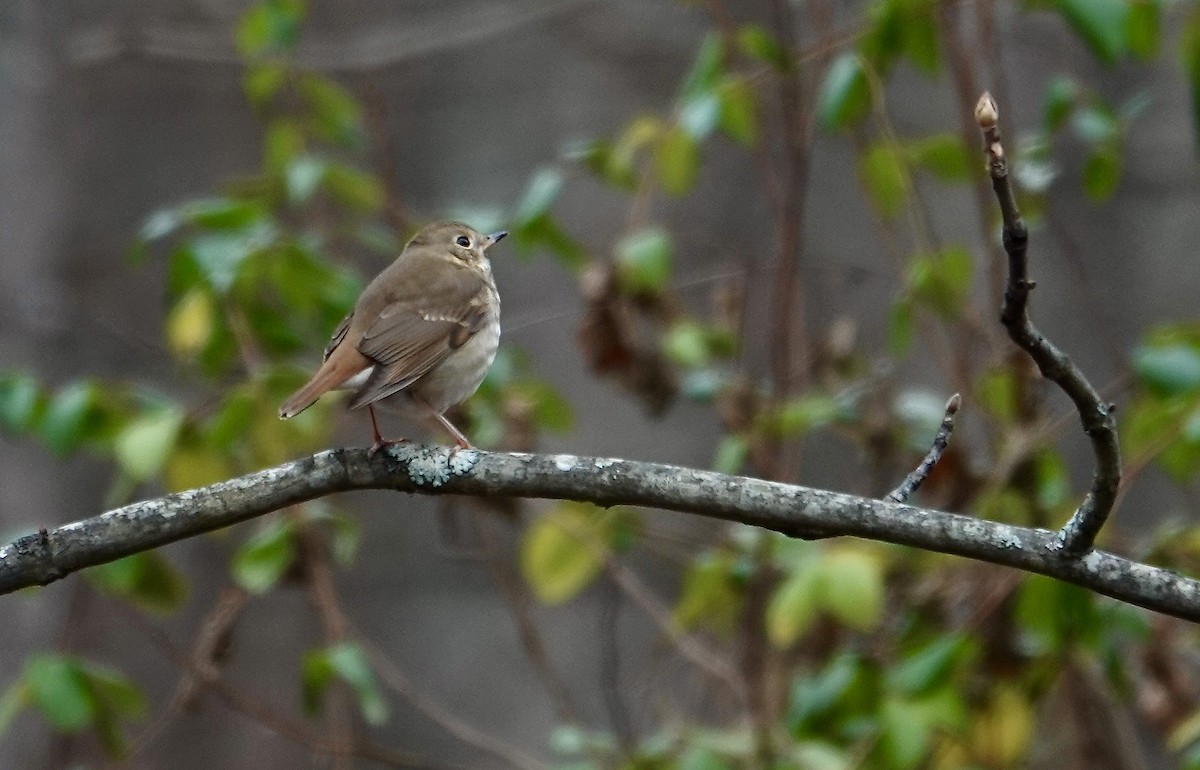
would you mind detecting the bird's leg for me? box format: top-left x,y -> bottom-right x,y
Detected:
415,397 -> 474,452
366,404 -> 409,458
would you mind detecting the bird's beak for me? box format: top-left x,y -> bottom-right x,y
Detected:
483,231 -> 509,249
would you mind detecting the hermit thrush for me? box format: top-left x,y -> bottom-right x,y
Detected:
279,221 -> 505,452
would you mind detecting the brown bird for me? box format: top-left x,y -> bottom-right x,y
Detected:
279,221 -> 506,453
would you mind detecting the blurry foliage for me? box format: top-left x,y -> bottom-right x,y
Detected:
3,0 -> 1200,767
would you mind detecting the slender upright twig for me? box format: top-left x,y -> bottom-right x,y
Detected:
974,93 -> 1122,556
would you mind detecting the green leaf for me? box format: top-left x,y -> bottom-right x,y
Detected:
880,696 -> 931,769
298,74 -> 364,149
680,33 -> 724,101
737,24 -> 788,70
115,406 -> 185,483
89,552 -> 189,614
906,134 -> 970,181
1181,7 -> 1200,150
236,0 -> 304,56
521,503 -> 605,604
166,288 -> 216,359
512,213 -> 588,270
767,561 -> 821,646
1042,75 -> 1079,132
858,143 -> 908,218
1015,574 -> 1102,653
820,547 -> 884,631
887,300 -> 914,355
1082,146 -> 1121,202
888,635 -> 969,696
285,156 -> 327,204
712,435 -> 748,475
663,321 -> 711,368
680,746 -> 736,770
656,125 -> 701,196
0,373 -> 42,433
907,246 -> 973,317
39,381 -> 98,456
326,643 -> 389,725
615,227 -> 674,295
679,92 -> 720,140
674,553 -> 741,634
1126,0 -> 1161,58
244,63 -> 287,106
1057,0 -> 1129,65
515,167 -> 564,225
264,119 -> 307,171
329,512 -> 361,567
787,652 -> 864,733
322,163 -> 384,212
1072,103 -> 1121,144
775,394 -> 842,437
717,77 -> 758,146
817,53 -> 871,132
231,519 -> 297,594
25,655 -> 95,732
1134,343 -> 1200,396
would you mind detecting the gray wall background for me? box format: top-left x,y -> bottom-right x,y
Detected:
1,0 -> 1197,768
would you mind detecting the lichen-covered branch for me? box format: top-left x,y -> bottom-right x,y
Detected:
0,444 -> 1195,622
975,93 -> 1122,556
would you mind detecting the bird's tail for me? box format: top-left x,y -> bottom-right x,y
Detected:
279,347 -> 371,419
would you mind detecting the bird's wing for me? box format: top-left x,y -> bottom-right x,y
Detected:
348,260 -> 490,409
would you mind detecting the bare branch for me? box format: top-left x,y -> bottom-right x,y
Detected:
0,444 -> 1195,621
975,92 -> 1122,556
887,393 -> 962,504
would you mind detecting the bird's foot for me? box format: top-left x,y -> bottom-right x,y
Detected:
368,437 -> 410,459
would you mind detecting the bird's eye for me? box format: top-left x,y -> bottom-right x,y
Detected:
455,235 -> 471,248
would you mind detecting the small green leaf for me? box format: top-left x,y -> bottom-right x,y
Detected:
330,512 -> 361,567
887,299 -> 914,355
1126,0 -> 1161,58
888,635 -> 969,696
737,24 -> 787,70
0,373 -> 42,433
1181,7 -> 1200,150
1134,343 -> 1200,396
679,92 -> 720,140
298,74 -> 364,149
717,77 -> 758,146
1082,146 -> 1121,202
1043,75 -> 1079,132
663,321 -> 711,368
906,134 -> 970,181
787,652 -> 864,733
231,519 -> 297,594
39,381 -> 98,456
243,63 -> 287,106
680,33 -> 725,101
326,643 -> 389,726
89,552 -> 189,614
115,406 -> 186,483
1057,0 -> 1130,65
25,655 -> 95,732
817,53 -> 871,131
285,156 -> 327,204
880,696 -> 932,769
0,681 -> 28,738
615,227 -> 674,295
515,167 -> 564,225
680,746 -> 736,770
767,561 -> 821,647
656,126 -> 700,196
322,163 -> 384,212
520,503 -> 605,604
775,394 -> 842,437
236,0 -> 304,56
166,288 -> 216,359
712,435 -> 748,475
858,143 -> 908,218
1072,103 -> 1120,143
907,246 -> 973,317
674,553 -> 741,634
820,547 -> 884,631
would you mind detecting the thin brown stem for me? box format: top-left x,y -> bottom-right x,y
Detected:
975,93 -> 1121,556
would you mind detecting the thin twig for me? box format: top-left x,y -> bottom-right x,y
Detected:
115,604 -> 464,770
599,576 -> 636,752
356,636 -> 551,770
975,93 -> 1122,556
887,393 -> 962,503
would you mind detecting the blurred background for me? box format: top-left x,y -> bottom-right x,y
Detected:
3,0 -> 1200,768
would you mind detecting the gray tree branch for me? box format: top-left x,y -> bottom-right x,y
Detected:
1,443 -> 1197,622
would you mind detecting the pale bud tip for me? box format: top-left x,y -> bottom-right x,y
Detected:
945,393 -> 962,414
974,93 -> 998,129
